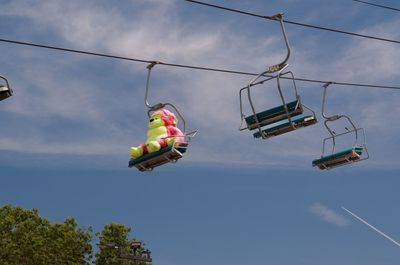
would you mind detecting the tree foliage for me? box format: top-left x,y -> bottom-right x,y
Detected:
95,223 -> 134,265
0,205 -> 92,265
95,223 -> 151,265
0,205 -> 151,265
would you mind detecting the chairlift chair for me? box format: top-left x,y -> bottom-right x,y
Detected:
312,83 -> 369,170
239,13 -> 317,139
129,62 -> 197,172
0,75 -> 13,101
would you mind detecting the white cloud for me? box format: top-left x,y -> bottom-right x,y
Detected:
309,203 -> 349,227
1,0 -> 400,169
0,0 -> 283,155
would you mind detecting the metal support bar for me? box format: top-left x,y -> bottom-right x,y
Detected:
269,13 -> 291,71
321,82 -> 360,154
144,61 -> 162,109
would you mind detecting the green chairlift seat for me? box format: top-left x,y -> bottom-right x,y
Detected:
129,143 -> 188,172
253,115 -> 317,139
245,99 -> 303,130
312,147 -> 363,170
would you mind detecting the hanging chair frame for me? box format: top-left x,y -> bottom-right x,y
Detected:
129,62 -> 197,171
313,83 -> 369,170
239,13 -> 317,139
144,62 -> 187,134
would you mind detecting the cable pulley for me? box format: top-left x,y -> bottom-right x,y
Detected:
0,75 -> 13,101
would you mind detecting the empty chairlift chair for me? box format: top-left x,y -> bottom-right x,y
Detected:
239,13 -> 317,139
312,83 -> 369,170
128,62 -> 197,172
0,75 -> 13,101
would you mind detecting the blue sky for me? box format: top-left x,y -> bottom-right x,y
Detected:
1,0 -> 400,264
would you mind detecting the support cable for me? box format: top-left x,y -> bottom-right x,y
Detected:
0,37 -> 400,90
184,0 -> 400,45
352,0 -> 400,12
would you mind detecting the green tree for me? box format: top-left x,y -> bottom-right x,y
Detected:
95,223 -> 150,265
0,205 -> 92,265
0,205 -> 151,265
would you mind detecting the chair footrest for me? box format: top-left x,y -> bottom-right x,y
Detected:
312,147 -> 363,170
253,115 -> 317,138
245,100 -> 303,130
129,144 -> 188,171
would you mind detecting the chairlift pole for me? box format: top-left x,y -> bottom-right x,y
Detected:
119,241 -> 152,265
98,241 -> 153,265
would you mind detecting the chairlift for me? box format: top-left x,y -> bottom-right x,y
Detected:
129,62 -> 197,172
239,13 -> 317,139
0,75 -> 13,101
312,83 -> 369,170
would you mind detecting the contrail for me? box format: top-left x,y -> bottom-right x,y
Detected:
342,206 -> 400,247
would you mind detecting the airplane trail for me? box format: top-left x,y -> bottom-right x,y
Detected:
342,206 -> 400,248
